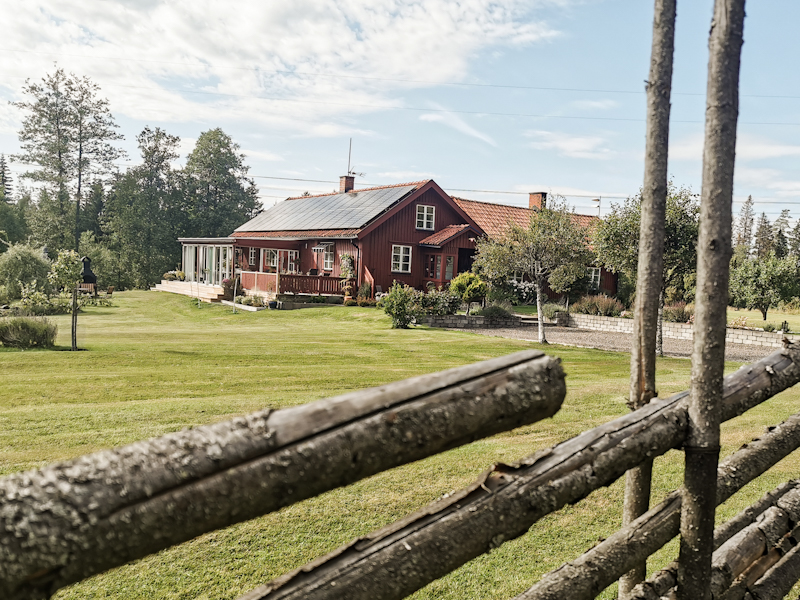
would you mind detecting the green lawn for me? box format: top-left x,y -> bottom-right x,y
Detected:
728,307 -> 800,332
2,291 -> 799,600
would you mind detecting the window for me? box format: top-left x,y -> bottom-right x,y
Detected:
392,245 -> 412,273
263,249 -> 278,271
588,267 -> 601,291
444,255 -> 454,280
288,250 -> 299,273
323,246 -> 334,270
248,247 -> 257,267
416,205 -> 435,230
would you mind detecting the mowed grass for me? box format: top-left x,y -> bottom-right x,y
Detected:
2,291 -> 799,599
728,307 -> 800,331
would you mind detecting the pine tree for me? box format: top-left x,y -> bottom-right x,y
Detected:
0,155 -> 12,200
789,221 -> 800,257
734,195 -> 754,252
753,212 -> 774,259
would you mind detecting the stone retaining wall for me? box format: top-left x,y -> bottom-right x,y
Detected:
424,315 -> 528,329
567,313 -> 799,348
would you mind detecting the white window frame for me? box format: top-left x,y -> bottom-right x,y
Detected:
248,247 -> 257,267
416,205 -> 435,230
323,246 -> 334,271
392,245 -> 412,273
588,267 -> 601,291
288,250 -> 299,273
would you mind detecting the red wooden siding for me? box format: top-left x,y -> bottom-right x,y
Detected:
359,188 -> 476,293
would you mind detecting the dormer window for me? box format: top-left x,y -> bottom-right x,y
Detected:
416,205 -> 435,230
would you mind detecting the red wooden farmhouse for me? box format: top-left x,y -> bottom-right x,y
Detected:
170,175 -> 616,301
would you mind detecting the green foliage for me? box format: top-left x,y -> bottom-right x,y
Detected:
572,294 -> 624,317
762,323 -> 776,332
184,128 -> 258,237
357,298 -> 377,307
449,272 -> 488,315
0,244 -> 51,299
472,305 -> 512,318
474,197 -> 593,310
357,281 -> 372,299
540,303 -> 565,320
0,198 -> 28,251
339,254 -> 355,279
594,183 -> 699,303
662,302 -> 694,323
382,282 -> 420,328
0,286 -> 10,305
753,213 -> 774,259
0,316 -> 57,348
344,299 -> 358,306
19,281 -> 75,315
730,254 -> 798,320
48,249 -> 82,292
417,286 -> 461,316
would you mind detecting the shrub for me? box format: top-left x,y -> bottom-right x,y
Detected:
473,305 -> 512,318
540,303 -> 565,320
310,295 -> 327,303
163,271 -> 177,281
0,245 -> 51,299
357,282 -> 372,299
0,285 -> 10,306
382,283 -> 420,329
417,287 -> 461,316
357,298 -> 377,307
19,281 -> 73,315
0,316 -> 57,348
662,301 -> 693,323
572,294 -> 623,317
450,272 -> 488,315
344,299 -> 358,306
763,323 -> 776,332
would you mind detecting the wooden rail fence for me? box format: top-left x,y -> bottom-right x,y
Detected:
2,343 -> 800,599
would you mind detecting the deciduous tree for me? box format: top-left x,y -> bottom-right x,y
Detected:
729,255 -> 797,320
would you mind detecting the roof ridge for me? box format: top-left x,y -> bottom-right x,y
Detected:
286,180 -> 429,201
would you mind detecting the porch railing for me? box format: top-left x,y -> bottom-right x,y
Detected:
240,271 -> 354,296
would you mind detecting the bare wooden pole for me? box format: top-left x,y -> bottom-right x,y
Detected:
0,351 -> 565,600
620,1 -> 676,596
70,286 -> 77,351
678,2 -> 745,598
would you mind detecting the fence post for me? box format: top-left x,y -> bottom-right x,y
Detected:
619,1 -> 676,596
677,1 -> 745,598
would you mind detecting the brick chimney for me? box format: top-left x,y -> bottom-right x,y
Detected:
340,175 -> 355,193
529,192 -> 547,210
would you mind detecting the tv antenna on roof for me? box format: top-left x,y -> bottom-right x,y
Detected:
346,138 -> 365,177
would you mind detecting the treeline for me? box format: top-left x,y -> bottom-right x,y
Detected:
0,69 -> 258,290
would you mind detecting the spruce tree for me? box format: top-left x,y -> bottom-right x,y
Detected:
753,212 -> 774,259
733,194 -> 754,252
0,154 -> 12,200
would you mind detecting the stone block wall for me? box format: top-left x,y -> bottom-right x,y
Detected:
567,313 -> 800,348
423,315 -> 526,329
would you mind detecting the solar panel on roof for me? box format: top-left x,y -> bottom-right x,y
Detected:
235,185 -> 419,232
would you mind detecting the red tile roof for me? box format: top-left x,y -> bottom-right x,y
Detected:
453,197 -> 600,239
418,224 -> 472,247
232,229 -> 360,239
286,180 -> 430,201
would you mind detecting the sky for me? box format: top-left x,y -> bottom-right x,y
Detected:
1,0 -> 799,221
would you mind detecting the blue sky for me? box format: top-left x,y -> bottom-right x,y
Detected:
1,0 -> 798,222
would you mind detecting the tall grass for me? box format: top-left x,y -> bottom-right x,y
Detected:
0,316 -> 57,348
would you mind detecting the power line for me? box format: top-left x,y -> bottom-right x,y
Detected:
4,48 -> 800,100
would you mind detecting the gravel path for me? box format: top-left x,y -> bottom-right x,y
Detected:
466,326 -> 775,363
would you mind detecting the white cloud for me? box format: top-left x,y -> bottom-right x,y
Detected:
376,170 -> 436,180
671,133 -> 800,162
736,167 -> 800,198
242,148 -> 283,162
1,0 -> 561,135
420,110 -> 497,146
526,130 -> 614,159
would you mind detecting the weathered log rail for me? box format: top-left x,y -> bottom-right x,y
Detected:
0,350 -> 565,600
4,343 -> 800,600
237,342 -> 800,600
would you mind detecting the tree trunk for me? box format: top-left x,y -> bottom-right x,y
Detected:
657,288 -> 665,357
517,412 -> 800,600
678,2 -> 746,598
71,287 -> 77,351
237,343 -> 800,600
535,275 -> 547,344
0,351 -> 565,600
620,2 -> 676,595
75,136 -> 83,252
